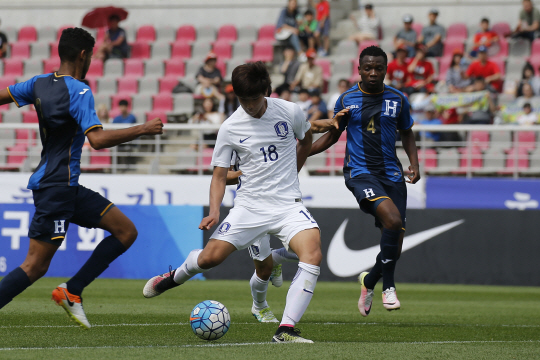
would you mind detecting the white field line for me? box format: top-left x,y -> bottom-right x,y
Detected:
1,340 -> 540,351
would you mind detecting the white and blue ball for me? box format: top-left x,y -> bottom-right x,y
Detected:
190,300 -> 231,340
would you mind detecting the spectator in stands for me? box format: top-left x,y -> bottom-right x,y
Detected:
312,0 -> 331,56
416,104 -> 443,141
516,82 -> 536,107
290,48 -> 323,92
276,0 -> 302,54
349,3 -> 380,44
95,15 -> 130,60
472,18 -> 499,57
513,0 -> 540,41
394,14 -> 417,58
386,45 -> 409,91
306,89 -> 327,122
279,46 -> 301,88
112,100 -> 136,124
0,19 -> 8,58
403,45 -> 434,95
517,62 -> 540,96
327,79 -> 350,118
298,9 -> 319,51
517,102 -> 538,124
418,9 -> 445,57
195,52 -> 224,100
462,77 -> 497,124
296,88 -> 312,118
276,84 -> 292,101
465,45 -> 502,92
96,104 -> 110,123
189,98 -> 224,148
219,84 -> 240,119
444,48 -> 471,93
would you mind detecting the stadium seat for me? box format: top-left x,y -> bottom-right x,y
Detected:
117,77 -> 139,95
216,24 -> 237,43
418,148 -> 437,170
490,130 -> 512,150
172,93 -> 195,114
216,59 -> 227,77
138,77 -> 159,94
258,24 -> 276,42
315,59 -> 332,79
191,42 -> 212,60
455,147 -> 483,174
152,94 -> 173,111
2,110 -> 22,123
331,58 -> 353,79
130,42 -> 151,59
89,148 -> 111,170
325,141 -> 347,172
0,129 -> 16,148
516,131 -> 536,151
334,40 -> 357,60
482,147 -> 505,172
470,131 -> 490,151
151,42 -> 171,60
411,23 -> 423,37
30,42 -> 50,59
492,22 -> 512,38
509,38 -> 531,58
103,58 -> 124,77
176,24 -> 197,43
18,26 -> 37,43
136,25 -> 156,43
358,40 -> 379,56
0,76 -> 17,90
86,59 -> 103,77
446,23 -> 468,40
232,41 -> 253,61
98,77 -> 117,95
56,25 -> 73,40
22,111 -> 38,124
85,77 -> 97,93
4,59 -> 24,76
49,42 -> 59,59
502,147 -> 529,173
159,76 -> 180,93
491,57 -> 506,77
213,41 -> 233,59
6,143 -> 28,168
23,59 -> 43,77
146,110 -> 168,123
164,58 -> 185,77
124,59 -> 145,77
145,59 -> 165,77
171,41 -> 192,59
196,25 -> 216,43
249,41 -> 273,63
156,25 -> 176,43
132,93 -> 153,111
194,147 -> 214,171
10,42 -> 30,59
492,37 -> 509,59
225,58 -> 245,81
95,27 -> 107,42
94,93 -> 111,108
37,26 -> 56,43
505,57 -> 524,81
434,148 -> 459,173
238,25 -> 257,42
443,38 -> 465,57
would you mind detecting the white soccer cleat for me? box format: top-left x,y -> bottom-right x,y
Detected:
269,264 -> 283,287
358,272 -> 374,317
382,287 -> 401,311
51,283 -> 91,329
252,306 -> 279,323
272,327 -> 314,343
143,266 -> 180,298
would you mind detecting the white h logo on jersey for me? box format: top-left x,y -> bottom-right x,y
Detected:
54,220 -> 66,234
384,100 -> 398,118
363,188 -> 375,198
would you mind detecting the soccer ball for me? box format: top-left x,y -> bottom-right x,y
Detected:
190,300 -> 231,341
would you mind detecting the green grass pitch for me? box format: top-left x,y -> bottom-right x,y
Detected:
1,278 -> 539,359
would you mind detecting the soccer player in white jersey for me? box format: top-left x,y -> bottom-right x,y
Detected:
144,62 -> 345,343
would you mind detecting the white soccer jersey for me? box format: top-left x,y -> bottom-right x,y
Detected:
212,97 -> 311,208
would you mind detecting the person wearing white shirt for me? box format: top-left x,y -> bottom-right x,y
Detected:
349,3 -> 380,43
517,103 -> 538,125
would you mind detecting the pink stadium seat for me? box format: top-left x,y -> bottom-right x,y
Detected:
516,131 -> 536,151
213,41 -> 232,59
146,111 -> 168,123
0,76 -> 17,89
10,42 -> 30,59
4,59 -> 24,76
470,131 -> 490,151
6,144 -> 28,167
216,59 -> 227,77
196,147 -> 214,169
171,41 -> 192,59
411,23 -> 423,37
56,25 -> 73,40
136,25 -> 156,43
176,25 -> 196,43
15,129 -> 36,146
117,78 -> 139,95
164,58 -> 185,76
492,37 -> 509,59
152,94 -> 173,111
22,111 -> 38,123
455,147 -> 483,174
325,141 -> 347,171
130,42 -> 151,59
111,95 -> 132,112
84,77 -> 97,93
124,59 -> 144,77
249,41 -> 273,63
50,42 -> 59,59
216,24 -> 237,43
446,23 -> 467,40
443,38 -> 465,57
531,39 -> 540,57
258,24 -> 276,42
86,59 -> 103,77
502,147 -> 529,173
95,27 -> 107,42
315,59 -> 331,79
43,58 -> 61,74
491,57 -> 506,76
89,148 -> 111,168
492,22 -> 511,38
18,26 -> 37,43
358,40 -> 379,55
418,149 -> 437,169
159,76 -> 179,93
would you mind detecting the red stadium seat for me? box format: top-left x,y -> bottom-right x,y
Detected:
411,23 -> 423,37
216,24 -> 237,43
196,147 -> 214,169
315,59 -> 331,79
89,148 -> 111,168
56,25 -> 74,40
249,41 -> 273,63
164,58 -> 185,77
491,57 -> 506,77
258,24 -> 276,42
136,25 -> 156,43
176,25 -> 196,43
212,41 -> 232,59
18,26 -> 37,43
84,77 -> 98,93
446,23 -> 467,40
325,141 -> 347,171
0,76 -> 17,89
171,41 -> 192,59
493,37 -> 509,59
16,128 -> 36,146
159,76 -> 179,93
502,147 -> 529,173
50,42 -> 59,59
22,111 -> 38,123
358,40 -> 379,56
146,111 -> 168,123
124,59 -> 144,77
4,59 -> 24,76
455,147 -> 483,174
10,43 -> 30,59
111,95 -> 132,112
516,131 -> 536,151
117,78 -> 139,95
443,38 -> 465,57
6,144 -> 28,167
130,42 -> 151,59
86,59 -> 103,77
531,39 -> 540,57
152,94 -> 173,111
43,58 -> 61,74
492,22 -> 512,38
470,131 -> 490,152
95,27 -> 107,42
418,148 -> 437,169
216,59 -> 227,78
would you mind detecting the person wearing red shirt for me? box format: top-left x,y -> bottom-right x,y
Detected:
466,45 -> 502,92
472,18 -> 499,55
312,0 -> 330,56
386,45 -> 409,90
404,45 -> 434,95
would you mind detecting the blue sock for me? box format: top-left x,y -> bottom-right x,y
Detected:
66,236 -> 126,296
381,228 -> 400,290
364,252 -> 382,290
0,267 -> 32,309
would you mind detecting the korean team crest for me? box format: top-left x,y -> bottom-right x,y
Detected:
218,222 -> 231,234
274,121 -> 289,138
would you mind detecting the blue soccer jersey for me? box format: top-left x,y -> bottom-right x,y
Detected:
334,84 -> 414,182
8,73 -> 103,189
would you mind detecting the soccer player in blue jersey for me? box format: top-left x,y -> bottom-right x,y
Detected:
310,46 -> 420,315
0,28 -> 163,328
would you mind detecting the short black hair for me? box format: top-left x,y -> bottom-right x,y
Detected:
304,9 -> 314,16
109,14 -> 121,22
275,84 -> 291,96
524,102 -> 532,108
58,27 -> 95,63
119,99 -> 129,106
298,88 -> 310,95
231,61 -> 271,98
481,17 -> 490,23
338,78 -> 350,87
359,45 -> 388,66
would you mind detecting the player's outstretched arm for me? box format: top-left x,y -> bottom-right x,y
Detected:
309,109 -> 349,133
296,128 -> 313,172
199,166 -> 228,231
0,88 -> 14,106
309,128 -> 342,156
399,128 -> 420,184
86,118 -> 164,150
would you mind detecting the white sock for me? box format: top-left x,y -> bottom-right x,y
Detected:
173,249 -> 207,285
280,262 -> 320,327
272,247 -> 299,266
250,271 -> 269,310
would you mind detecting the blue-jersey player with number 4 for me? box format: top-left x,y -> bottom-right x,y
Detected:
0,28 -> 164,328
310,46 -> 420,315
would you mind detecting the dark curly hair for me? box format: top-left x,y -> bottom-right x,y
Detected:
231,61 -> 271,98
58,27 -> 95,63
359,45 -> 388,66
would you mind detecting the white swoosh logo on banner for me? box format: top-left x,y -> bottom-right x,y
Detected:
327,219 -> 465,277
